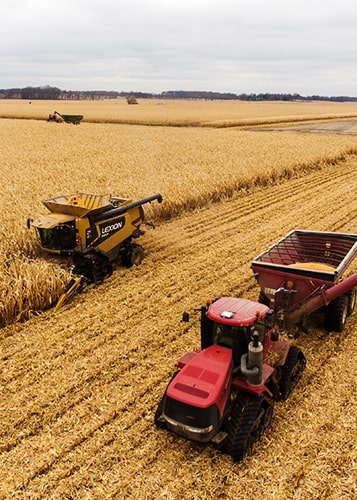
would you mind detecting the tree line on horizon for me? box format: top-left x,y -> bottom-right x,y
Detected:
0,85 -> 356,102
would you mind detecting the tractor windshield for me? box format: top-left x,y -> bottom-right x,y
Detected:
36,222 -> 76,252
212,323 -> 251,364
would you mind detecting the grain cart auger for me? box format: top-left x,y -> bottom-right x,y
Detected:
27,192 -> 163,285
155,296 -> 306,461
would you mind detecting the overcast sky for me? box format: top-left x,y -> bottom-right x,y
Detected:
1,0 -> 356,96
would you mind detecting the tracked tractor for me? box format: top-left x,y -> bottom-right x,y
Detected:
28,192 -> 163,283
155,296 -> 306,461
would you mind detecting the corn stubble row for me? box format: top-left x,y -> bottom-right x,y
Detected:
0,103 -> 357,327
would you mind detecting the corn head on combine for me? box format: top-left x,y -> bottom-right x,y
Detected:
28,192 -> 163,284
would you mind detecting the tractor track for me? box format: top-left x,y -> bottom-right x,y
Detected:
1,155 -> 357,498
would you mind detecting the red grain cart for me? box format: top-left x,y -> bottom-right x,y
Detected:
251,230 -> 357,331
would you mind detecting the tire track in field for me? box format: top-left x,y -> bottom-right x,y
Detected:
1,157 -> 357,497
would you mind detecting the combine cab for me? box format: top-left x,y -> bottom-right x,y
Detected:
28,192 -> 162,282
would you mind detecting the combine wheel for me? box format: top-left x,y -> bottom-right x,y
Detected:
125,244 -> 144,267
72,255 -> 96,282
223,393 -> 273,461
73,255 -> 112,283
99,262 -> 113,280
324,294 -> 349,332
279,346 -> 306,400
346,287 -> 357,316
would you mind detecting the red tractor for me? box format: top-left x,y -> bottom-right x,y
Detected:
155,296 -> 306,461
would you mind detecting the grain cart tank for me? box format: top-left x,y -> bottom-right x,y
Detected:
251,230 -> 357,331
28,192 -> 162,282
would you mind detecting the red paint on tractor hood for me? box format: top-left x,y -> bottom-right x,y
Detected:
166,345 -> 232,410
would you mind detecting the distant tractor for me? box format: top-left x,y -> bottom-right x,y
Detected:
47,113 -> 62,123
47,111 -> 83,124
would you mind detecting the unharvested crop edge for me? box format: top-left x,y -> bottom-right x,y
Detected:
150,149 -> 357,222
1,113 -> 357,129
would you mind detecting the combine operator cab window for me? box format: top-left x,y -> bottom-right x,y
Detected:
37,222 -> 76,251
213,324 -> 251,365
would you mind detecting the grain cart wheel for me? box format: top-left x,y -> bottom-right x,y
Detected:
223,393 -> 273,461
279,346 -> 306,400
346,287 -> 357,316
325,294 -> 349,332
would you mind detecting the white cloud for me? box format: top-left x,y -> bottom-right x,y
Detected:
1,0 -> 356,95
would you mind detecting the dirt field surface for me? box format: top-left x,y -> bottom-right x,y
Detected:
1,149 -> 357,499
262,119 -> 357,135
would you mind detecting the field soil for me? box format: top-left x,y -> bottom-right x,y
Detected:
1,150 -> 357,498
262,118 -> 357,135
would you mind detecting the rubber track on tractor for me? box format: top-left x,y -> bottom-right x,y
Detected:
279,346 -> 306,400
223,393 -> 273,461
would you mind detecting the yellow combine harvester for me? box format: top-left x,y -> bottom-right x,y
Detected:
28,192 -> 163,283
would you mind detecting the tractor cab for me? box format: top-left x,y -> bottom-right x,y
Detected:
201,297 -> 272,365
